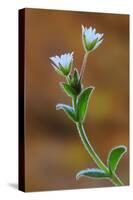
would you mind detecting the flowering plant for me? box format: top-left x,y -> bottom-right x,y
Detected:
50,25 -> 127,186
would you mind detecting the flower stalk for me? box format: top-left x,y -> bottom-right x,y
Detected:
80,52 -> 89,81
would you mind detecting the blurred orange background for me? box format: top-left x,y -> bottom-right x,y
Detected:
24,8 -> 129,191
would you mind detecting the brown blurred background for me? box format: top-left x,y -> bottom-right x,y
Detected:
24,8 -> 129,191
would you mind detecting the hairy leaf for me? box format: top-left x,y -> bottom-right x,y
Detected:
77,86 -> 94,122
76,168 -> 110,180
107,145 -> 127,173
60,82 -> 77,97
56,103 -> 76,122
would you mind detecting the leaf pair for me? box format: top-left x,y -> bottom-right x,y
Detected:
76,145 -> 127,180
56,86 -> 94,123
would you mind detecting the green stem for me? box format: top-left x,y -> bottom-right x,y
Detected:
76,122 -> 124,186
111,172 -> 124,186
72,96 -> 77,111
76,122 -> 108,173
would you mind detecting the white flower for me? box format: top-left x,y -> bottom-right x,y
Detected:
50,52 -> 74,76
82,25 -> 104,52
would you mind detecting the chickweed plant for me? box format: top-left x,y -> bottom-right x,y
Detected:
50,25 -> 127,186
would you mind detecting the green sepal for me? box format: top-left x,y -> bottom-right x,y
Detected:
76,168 -> 110,180
60,82 -> 77,97
56,103 -> 77,122
107,145 -> 127,174
87,38 -> 98,51
59,64 -> 69,76
82,34 -> 88,53
76,86 -> 95,122
59,61 -> 72,76
82,34 -> 98,52
51,63 -> 65,76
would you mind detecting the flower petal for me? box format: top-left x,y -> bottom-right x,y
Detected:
50,56 -> 60,67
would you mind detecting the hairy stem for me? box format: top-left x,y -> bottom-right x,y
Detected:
111,172 -> 124,186
80,52 -> 89,81
72,96 -> 77,111
76,122 -> 108,173
76,122 -> 124,186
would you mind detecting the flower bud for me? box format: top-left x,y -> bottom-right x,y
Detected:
68,68 -> 82,96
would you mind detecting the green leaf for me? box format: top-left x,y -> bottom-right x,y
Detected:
76,168 -> 110,180
107,145 -> 127,173
56,103 -> 76,122
60,82 -> 77,97
77,86 -> 95,122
